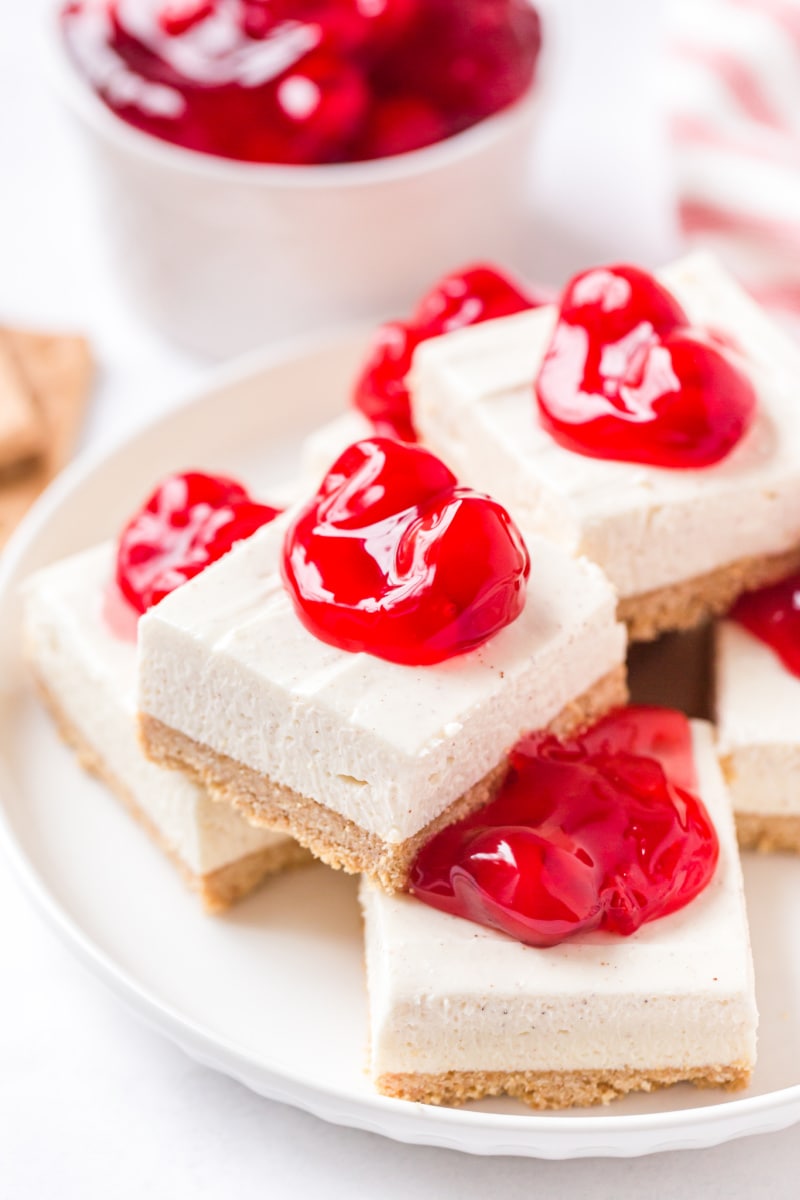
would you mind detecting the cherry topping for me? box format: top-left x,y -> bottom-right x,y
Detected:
354,263 -> 541,442
535,266 -> 757,469
412,263 -> 540,333
117,471 -> 281,613
410,706 -> 719,947
60,1 -> 541,164
241,2 -> 276,40
159,0 -> 215,36
281,437 -> 530,664
353,322 -> 419,442
730,573 -> 800,677
355,95 -> 449,160
282,0 -> 421,58
392,0 -> 541,128
273,52 -> 371,164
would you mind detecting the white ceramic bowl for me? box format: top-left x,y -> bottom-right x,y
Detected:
47,10 -> 540,359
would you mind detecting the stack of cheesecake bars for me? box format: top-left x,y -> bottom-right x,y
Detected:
24,254 -> 800,1110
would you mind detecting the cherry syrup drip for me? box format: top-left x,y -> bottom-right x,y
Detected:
61,1 -> 541,164
116,470 -> 281,615
535,265 -> 757,469
102,580 -> 140,643
354,263 -> 542,442
410,706 -> 719,947
281,437 -> 530,665
730,573 -> 800,677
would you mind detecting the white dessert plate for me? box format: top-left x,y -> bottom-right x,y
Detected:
1,330 -> 800,1159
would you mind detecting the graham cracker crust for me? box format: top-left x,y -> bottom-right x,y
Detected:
139,663 -> 628,892
734,811 -> 800,855
717,754 -> 800,853
34,674 -> 310,913
376,1061 -> 753,1110
619,545 -> 800,643
199,839 -> 311,913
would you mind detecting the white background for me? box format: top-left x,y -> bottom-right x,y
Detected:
2,0 -> 799,1193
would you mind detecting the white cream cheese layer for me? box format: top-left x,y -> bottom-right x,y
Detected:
24,544 -> 291,876
138,512 -> 626,844
715,620 -> 800,817
361,721 -> 757,1076
412,253 -> 800,599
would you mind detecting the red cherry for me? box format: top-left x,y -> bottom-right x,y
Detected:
281,438 -> 530,664
263,0 -> 419,66
730,573 -> 800,677
413,263 -> 540,335
410,706 -> 719,947
159,0 -> 215,37
355,94 -> 449,158
116,471 -> 281,613
285,0 -> 421,58
354,263 -> 540,442
535,265 -> 757,469
429,823 -> 604,947
61,0 -> 542,163
580,702 -> 698,793
349,0 -> 421,50
274,51 -> 370,162
442,20 -> 539,123
241,1 -> 278,40
387,0 -> 540,127
353,322 -> 420,442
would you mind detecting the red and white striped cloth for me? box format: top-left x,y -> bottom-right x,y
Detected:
668,0 -> 800,335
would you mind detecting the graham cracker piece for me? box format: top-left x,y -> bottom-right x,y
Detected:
0,327 -> 92,549
0,337 -> 46,472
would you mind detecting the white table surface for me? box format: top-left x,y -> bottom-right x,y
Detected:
2,1 -> 799,1194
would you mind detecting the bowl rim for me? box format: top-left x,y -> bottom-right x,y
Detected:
44,3 -> 540,190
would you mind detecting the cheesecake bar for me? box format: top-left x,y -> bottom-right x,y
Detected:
412,253 -> 800,641
138,512 -> 627,891
361,720 -> 757,1108
24,543 -> 309,912
715,619 -> 800,852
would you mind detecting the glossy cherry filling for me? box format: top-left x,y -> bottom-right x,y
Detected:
730,573 -> 800,677
535,265 -> 757,469
354,263 -> 541,442
410,706 -> 719,947
281,437 -> 530,664
61,1 -> 541,164
116,470 -> 281,614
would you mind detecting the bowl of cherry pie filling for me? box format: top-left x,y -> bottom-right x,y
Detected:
51,0 -> 543,357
